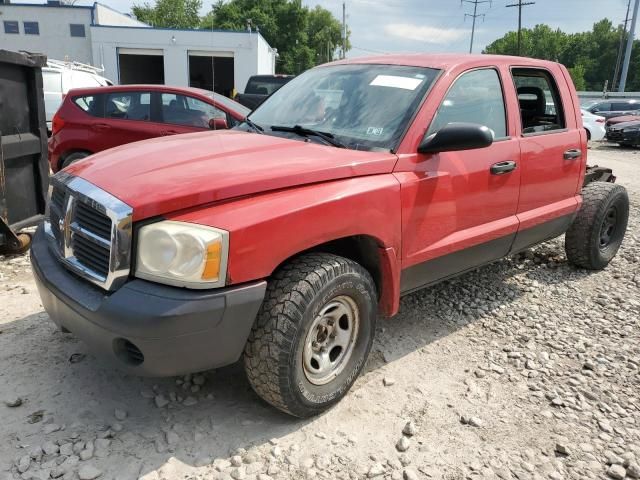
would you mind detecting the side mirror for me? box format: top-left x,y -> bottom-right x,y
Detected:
418,122 -> 494,154
209,117 -> 228,130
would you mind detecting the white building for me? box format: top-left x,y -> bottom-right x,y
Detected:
92,25 -> 276,97
0,1 -> 277,94
0,2 -> 146,64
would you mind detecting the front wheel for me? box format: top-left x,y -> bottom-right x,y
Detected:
61,151 -> 90,169
244,253 -> 377,417
565,182 -> 629,270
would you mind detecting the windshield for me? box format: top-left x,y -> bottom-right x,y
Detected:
203,91 -> 251,117
246,64 -> 439,151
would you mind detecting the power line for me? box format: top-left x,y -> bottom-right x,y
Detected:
351,45 -> 389,55
462,0 -> 491,53
506,0 -> 535,56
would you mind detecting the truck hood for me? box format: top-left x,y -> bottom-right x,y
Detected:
67,130 -> 398,221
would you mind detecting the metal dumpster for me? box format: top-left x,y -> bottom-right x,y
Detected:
0,49 -> 49,254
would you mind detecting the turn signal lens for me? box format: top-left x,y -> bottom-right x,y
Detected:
202,242 -> 222,280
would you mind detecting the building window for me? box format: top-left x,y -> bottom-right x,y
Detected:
3,21 -> 19,34
23,21 -> 39,35
69,24 -> 85,37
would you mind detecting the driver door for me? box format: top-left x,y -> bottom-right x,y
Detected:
396,67 -> 522,293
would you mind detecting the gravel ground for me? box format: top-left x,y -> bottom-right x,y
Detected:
0,144 -> 638,480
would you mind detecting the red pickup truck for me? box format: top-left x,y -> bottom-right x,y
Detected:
31,54 -> 629,418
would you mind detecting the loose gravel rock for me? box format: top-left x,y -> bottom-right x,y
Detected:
77,465 -> 102,480
4,396 -> 23,407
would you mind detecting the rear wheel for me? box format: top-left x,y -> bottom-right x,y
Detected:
61,151 -> 90,169
565,182 -> 629,270
244,253 -> 377,417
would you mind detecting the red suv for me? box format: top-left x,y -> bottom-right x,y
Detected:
48,85 -> 250,172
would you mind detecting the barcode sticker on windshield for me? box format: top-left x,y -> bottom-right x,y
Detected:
369,75 -> 423,90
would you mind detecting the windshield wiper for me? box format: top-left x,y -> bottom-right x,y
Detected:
270,125 -> 346,149
242,117 -> 264,134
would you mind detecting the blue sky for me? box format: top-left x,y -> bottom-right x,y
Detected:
33,0 -> 635,55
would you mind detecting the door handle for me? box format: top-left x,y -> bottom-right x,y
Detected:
564,149 -> 582,160
92,123 -> 111,131
490,161 -> 517,175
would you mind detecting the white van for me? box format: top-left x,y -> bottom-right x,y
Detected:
43,60 -> 112,132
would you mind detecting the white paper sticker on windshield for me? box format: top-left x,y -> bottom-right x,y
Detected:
369,75 -> 423,90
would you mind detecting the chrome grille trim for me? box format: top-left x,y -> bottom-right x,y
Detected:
44,171 -> 133,291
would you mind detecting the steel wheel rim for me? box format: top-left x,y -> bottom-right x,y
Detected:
599,206 -> 618,248
302,295 -> 360,386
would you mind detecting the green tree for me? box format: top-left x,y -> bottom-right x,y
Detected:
484,19 -> 640,91
201,0 -> 347,74
132,0 -> 202,28
568,63 -> 587,91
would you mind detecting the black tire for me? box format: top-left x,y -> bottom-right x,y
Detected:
565,182 -> 629,270
61,151 -> 90,169
585,128 -> 591,141
244,253 -> 377,418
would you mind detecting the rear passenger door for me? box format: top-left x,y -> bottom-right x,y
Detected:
511,67 -> 584,252
101,91 -> 159,150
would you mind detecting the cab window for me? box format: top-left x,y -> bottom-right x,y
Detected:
73,94 -> 103,117
591,102 -> 611,113
428,68 -> 507,139
513,68 -> 565,134
161,93 -> 224,128
612,102 -> 635,111
105,92 -> 151,121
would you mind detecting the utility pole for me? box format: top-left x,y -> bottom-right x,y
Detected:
463,0 -> 491,53
619,0 -> 639,92
342,2 -> 347,59
612,0 -> 632,90
506,0 -> 535,56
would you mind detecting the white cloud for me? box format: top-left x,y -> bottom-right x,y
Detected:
384,23 -> 469,45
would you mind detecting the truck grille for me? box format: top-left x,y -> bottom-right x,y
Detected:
45,172 -> 133,291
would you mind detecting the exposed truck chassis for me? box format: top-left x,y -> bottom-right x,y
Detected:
584,165 -> 616,186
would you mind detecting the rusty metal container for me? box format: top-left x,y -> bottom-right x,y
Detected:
0,49 -> 49,254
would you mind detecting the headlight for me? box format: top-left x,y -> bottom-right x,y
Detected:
135,221 -> 229,288
623,126 -> 640,132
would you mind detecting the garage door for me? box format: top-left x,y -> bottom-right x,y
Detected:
118,48 -> 164,85
188,51 -> 234,97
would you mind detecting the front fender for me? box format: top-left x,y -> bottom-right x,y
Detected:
170,175 -> 402,312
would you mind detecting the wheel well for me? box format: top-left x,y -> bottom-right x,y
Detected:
278,235 -> 384,299
584,127 -> 591,140
59,149 -> 92,170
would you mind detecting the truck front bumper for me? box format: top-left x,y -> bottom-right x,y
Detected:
30,227 -> 266,376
